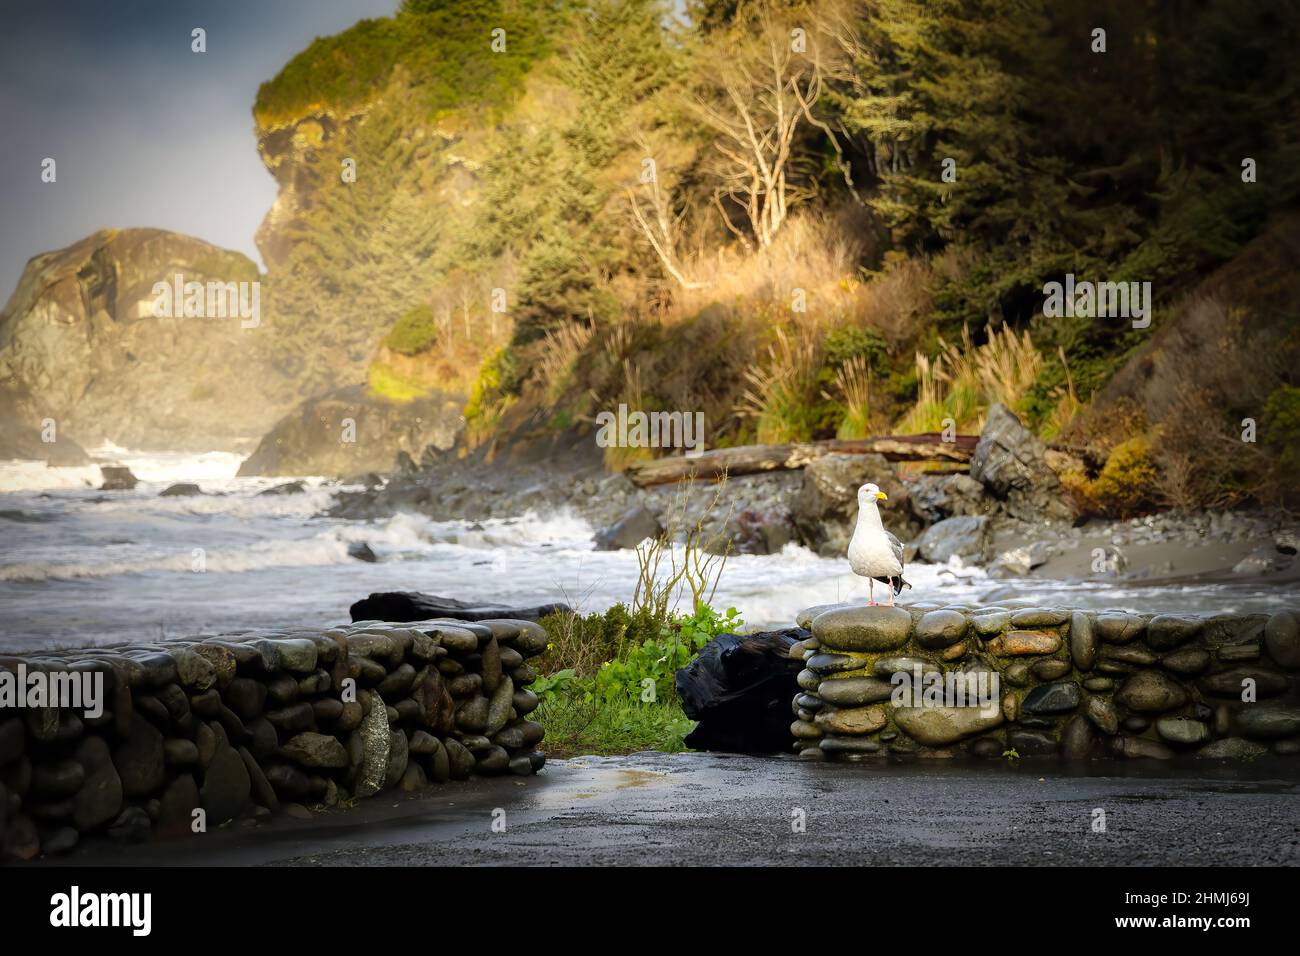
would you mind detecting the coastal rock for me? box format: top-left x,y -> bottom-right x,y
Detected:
893,701 -> 1003,746
1156,718 -> 1210,745
1061,715 -> 1095,759
914,515 -> 989,564
1021,681 -> 1081,715
112,714 -> 165,797
200,744 -> 250,824
1113,736 -> 1174,760
1196,737 -> 1269,760
1197,668 -> 1288,698
969,404 -> 1075,521
1069,612 -> 1097,670
814,705 -> 887,735
817,677 -> 895,707
1146,614 -> 1203,649
987,630 -> 1061,657
1115,671 -> 1189,713
806,652 -> 868,674
1264,611 -> 1300,669
914,610 -> 968,648
1233,705 -> 1300,739
592,505 -> 662,551
792,453 -> 916,554
1085,697 -> 1120,735
71,736 -> 123,831
350,692 -> 391,798
1094,613 -> 1145,644
907,472 -> 988,525
443,738 -> 473,780
236,384 -> 463,478
100,466 -> 138,491
281,733 -> 348,769
811,606 -> 911,652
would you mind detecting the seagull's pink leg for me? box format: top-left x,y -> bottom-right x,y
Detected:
886,581 -> 896,607
867,578 -> 877,607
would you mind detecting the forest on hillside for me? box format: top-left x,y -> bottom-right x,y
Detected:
253,0 -> 1300,515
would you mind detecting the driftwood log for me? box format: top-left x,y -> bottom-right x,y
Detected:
624,433 -> 977,487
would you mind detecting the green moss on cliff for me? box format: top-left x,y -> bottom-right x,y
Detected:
253,2 -> 549,128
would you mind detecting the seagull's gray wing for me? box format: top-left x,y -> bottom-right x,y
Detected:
885,530 -> 905,568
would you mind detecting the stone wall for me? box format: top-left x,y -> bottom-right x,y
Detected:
790,603 -> 1300,760
0,618 -> 547,860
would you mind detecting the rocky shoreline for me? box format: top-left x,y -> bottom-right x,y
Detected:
323,407 -> 1299,589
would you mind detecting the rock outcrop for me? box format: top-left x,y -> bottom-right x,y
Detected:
0,229 -> 290,451
970,404 -> 1076,522
236,385 -> 463,477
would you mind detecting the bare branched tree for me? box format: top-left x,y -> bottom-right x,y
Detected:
689,1 -> 845,249
625,138 -> 710,289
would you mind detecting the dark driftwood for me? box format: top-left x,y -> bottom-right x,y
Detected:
624,433 -> 978,487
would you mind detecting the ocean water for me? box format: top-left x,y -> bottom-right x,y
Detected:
0,449 -> 1292,654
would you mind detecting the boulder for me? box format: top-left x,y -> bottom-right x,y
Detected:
99,465 -> 138,491
592,505 -> 663,551
159,483 -> 202,497
907,472 -> 990,524
791,453 -> 917,555
893,701 -> 1003,746
914,515 -> 990,564
810,605 -> 912,652
969,404 -> 1075,521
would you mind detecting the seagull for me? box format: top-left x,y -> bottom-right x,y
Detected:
848,482 -> 910,606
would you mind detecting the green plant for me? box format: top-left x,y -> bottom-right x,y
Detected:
593,604 -> 743,705
633,478 -> 734,621
1089,434 -> 1160,518
530,668 -> 577,706
384,304 -> 439,356
1263,384 -> 1300,474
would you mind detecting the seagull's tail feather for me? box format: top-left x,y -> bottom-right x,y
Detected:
874,574 -> 911,594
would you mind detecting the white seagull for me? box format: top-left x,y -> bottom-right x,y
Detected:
847,482 -> 910,606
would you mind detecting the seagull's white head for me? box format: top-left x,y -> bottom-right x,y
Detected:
857,482 -> 888,506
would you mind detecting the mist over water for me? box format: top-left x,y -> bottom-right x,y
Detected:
0,451 -> 1291,654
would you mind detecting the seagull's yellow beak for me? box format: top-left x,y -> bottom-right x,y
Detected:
875,491 -> 888,501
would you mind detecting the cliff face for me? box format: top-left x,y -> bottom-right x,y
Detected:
0,229 -> 291,451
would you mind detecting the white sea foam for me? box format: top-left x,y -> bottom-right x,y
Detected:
1,452 -> 1293,652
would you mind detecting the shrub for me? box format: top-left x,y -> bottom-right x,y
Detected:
384,304 -> 439,356
1263,384 -> 1300,474
1089,435 -> 1161,518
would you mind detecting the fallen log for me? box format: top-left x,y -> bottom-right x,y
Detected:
624,433 -> 977,487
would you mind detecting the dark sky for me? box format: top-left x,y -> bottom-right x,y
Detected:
0,0 -> 399,304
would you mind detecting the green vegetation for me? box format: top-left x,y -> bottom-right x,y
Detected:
533,603 -> 742,757
252,0 -> 1299,510
384,305 -> 438,356
527,480 -> 740,756
367,361 -> 434,402
253,1 -> 548,127
1264,385 -> 1300,474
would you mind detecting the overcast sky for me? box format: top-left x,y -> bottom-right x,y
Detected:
0,0 -> 398,305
